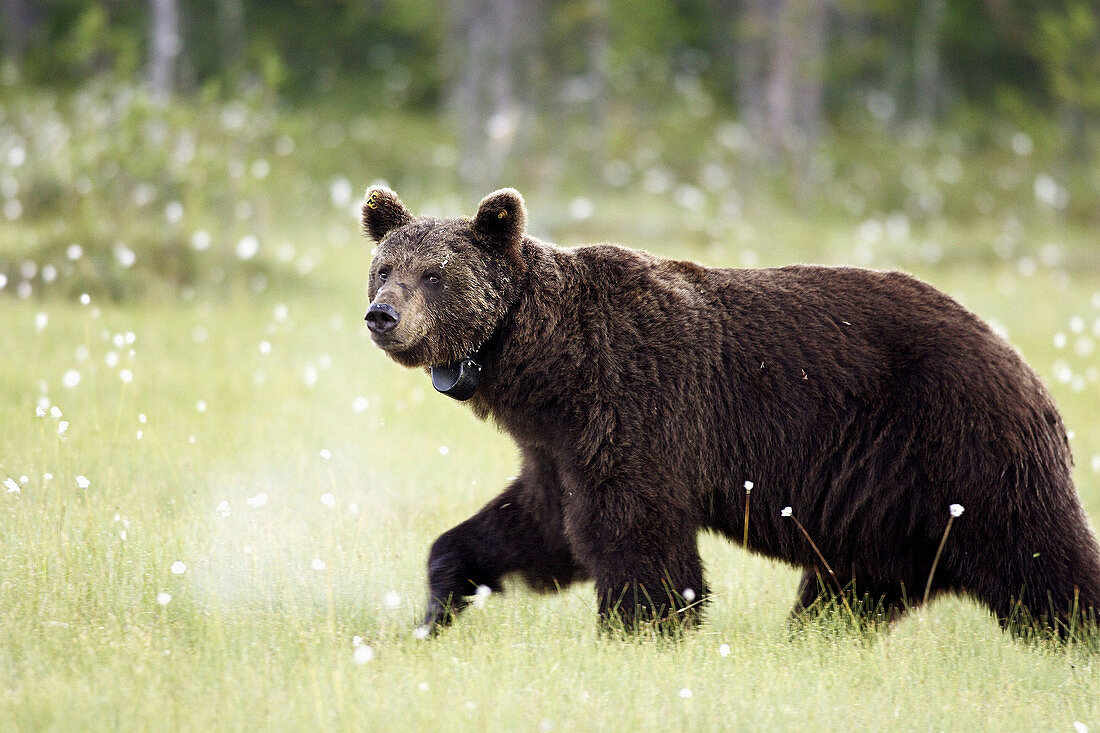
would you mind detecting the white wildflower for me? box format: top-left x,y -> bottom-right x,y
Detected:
236,235 -> 259,260
170,561 -> 187,575
949,504 -> 964,517
156,592 -> 172,606
113,242 -> 136,268
165,201 -> 184,223
75,475 -> 90,489
781,506 -> 793,517
246,492 -> 268,508
303,363 -> 318,387
569,197 -> 594,220
62,369 -> 81,388
718,643 -> 730,657
353,644 -> 375,665
320,493 -> 336,508
311,558 -> 326,571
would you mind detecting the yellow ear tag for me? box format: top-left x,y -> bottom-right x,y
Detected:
497,210 -> 508,219
366,192 -> 379,209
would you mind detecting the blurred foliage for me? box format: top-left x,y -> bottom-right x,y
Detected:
6,0 -> 445,106
0,0 -> 1097,300
0,79 -> 455,300
0,78 -> 1095,303
1036,2 -> 1100,115
2,0 -> 1096,119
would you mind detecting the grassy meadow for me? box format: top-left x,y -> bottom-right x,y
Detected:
2,86 -> 1100,730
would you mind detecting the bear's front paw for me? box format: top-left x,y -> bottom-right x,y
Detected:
598,597 -> 704,636
420,595 -> 469,634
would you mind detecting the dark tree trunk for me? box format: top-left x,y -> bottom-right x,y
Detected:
734,0 -> 769,147
218,0 -> 244,80
148,0 -> 181,100
914,0 -> 946,122
449,0 -> 544,186
736,0 -> 828,160
1,0 -> 31,64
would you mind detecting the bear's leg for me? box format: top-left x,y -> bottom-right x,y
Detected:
790,567 -> 832,617
790,568 -> 914,629
592,548 -> 707,633
565,501 -> 706,632
422,480 -> 585,631
936,496 -> 1100,640
968,544 -> 1100,640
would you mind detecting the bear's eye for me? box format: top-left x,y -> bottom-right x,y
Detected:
423,272 -> 441,284
378,267 -> 391,282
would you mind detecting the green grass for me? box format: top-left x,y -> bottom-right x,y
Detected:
1,84 -> 1100,730
2,260 -> 1099,731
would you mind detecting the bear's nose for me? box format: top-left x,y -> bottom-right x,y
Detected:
365,303 -> 400,334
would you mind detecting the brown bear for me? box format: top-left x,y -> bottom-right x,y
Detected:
361,185 -> 1100,638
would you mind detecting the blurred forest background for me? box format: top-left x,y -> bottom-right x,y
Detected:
0,0 -> 1097,298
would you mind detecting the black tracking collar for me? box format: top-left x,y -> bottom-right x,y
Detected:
430,356 -> 482,401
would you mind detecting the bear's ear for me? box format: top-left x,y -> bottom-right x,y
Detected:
361,185 -> 413,242
473,188 -> 526,247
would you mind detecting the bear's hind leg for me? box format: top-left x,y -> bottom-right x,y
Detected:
789,568 -> 915,632
971,544 -> 1100,641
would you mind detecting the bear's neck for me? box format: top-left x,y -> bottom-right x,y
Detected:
466,239 -> 586,446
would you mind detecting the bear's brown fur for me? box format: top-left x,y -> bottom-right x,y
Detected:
361,185 -> 1100,637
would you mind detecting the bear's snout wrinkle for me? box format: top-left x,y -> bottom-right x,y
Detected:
365,302 -> 401,335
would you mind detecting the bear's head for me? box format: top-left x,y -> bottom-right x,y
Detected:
361,186 -> 527,369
